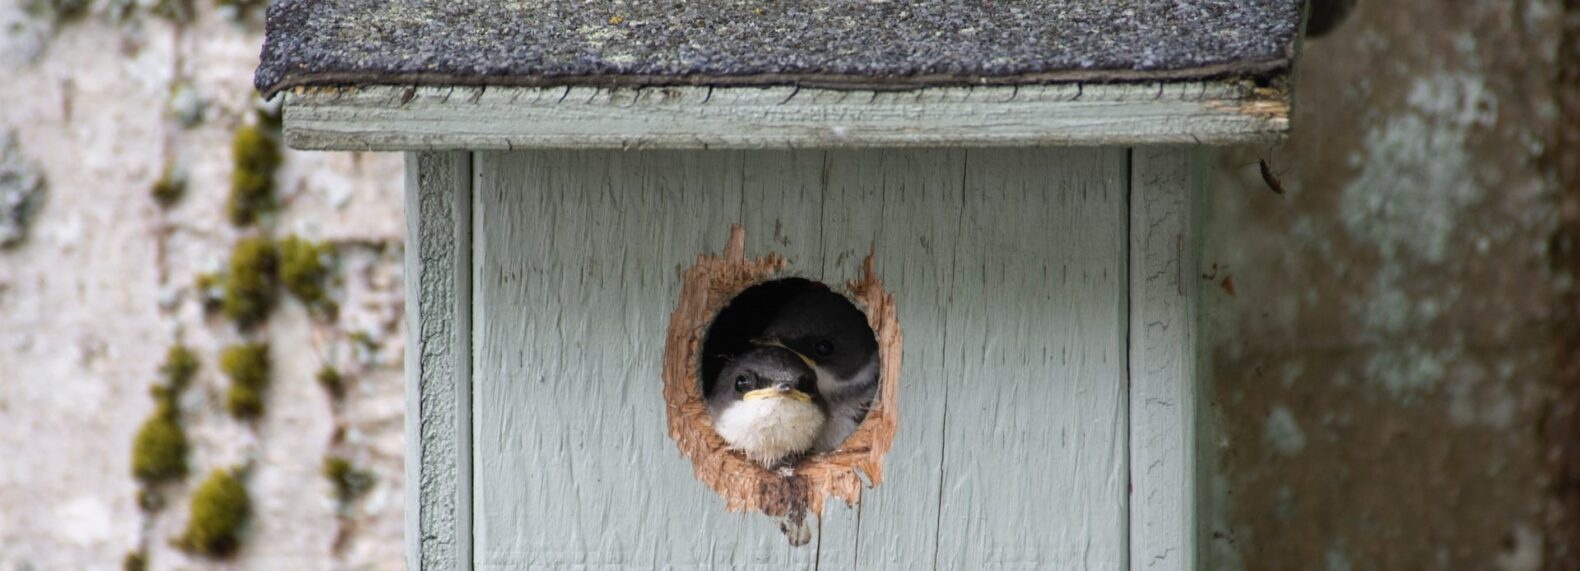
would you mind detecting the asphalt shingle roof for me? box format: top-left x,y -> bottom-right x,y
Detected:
256,0 -> 1306,98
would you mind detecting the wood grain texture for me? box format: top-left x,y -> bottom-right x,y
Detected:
403,151 -> 473,571
817,150 -> 968,570
472,151 -> 836,568
930,149 -> 1130,569
470,148 -> 1132,568
1128,147 -> 1201,570
735,150 -> 865,567
283,83 -> 1288,151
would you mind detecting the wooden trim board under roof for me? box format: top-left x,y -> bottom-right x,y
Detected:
282,81 -> 1289,151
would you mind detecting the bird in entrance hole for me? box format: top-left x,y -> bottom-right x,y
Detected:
707,345 -> 827,468
755,288 -> 880,453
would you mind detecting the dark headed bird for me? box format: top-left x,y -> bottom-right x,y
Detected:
756,289 -> 879,452
707,346 -> 827,468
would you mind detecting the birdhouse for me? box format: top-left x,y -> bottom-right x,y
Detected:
257,1 -> 1308,568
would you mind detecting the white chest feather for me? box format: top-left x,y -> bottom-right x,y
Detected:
712,398 -> 826,466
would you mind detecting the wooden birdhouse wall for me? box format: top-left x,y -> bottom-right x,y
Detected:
406,146 -> 1201,568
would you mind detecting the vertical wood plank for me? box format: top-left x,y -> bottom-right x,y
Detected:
1128,147 -> 1200,570
931,148 -> 1131,569
404,151 -> 473,571
741,149 -> 824,263
817,149 -> 968,570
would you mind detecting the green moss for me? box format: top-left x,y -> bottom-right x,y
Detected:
227,125 -> 281,227
316,365 -> 344,400
133,344 -> 197,484
26,0 -> 89,20
221,237 -> 277,328
220,343 -> 269,419
148,386 -> 177,418
220,343 -> 269,388
150,167 -> 186,209
194,272 -> 220,290
123,550 -> 146,571
180,469 -> 250,557
194,272 -> 222,312
228,170 -> 271,227
257,109 -> 282,132
349,331 -> 377,351
278,235 -> 331,306
159,344 -> 199,393
226,385 -> 263,419
131,414 -> 188,483
323,456 -> 375,503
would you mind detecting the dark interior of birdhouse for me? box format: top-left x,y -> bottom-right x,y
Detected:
701,278 -> 827,394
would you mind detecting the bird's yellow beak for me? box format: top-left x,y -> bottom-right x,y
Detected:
741,388 -> 813,404
751,337 -> 817,368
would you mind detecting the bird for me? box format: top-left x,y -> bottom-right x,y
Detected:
706,346 -> 827,468
755,288 -> 879,453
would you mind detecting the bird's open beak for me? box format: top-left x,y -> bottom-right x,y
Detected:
741,385 -> 812,404
751,337 -> 817,368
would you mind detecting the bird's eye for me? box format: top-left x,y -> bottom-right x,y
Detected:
814,340 -> 834,356
734,375 -> 751,393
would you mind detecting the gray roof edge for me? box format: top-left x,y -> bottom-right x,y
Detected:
255,0 -> 1307,100
258,60 -> 1292,101
254,0 -> 299,97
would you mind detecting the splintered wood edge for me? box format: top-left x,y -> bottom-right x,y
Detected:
283,82 -> 1291,151
662,225 -> 903,519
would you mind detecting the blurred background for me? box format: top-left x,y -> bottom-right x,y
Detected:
0,0 -> 1575,569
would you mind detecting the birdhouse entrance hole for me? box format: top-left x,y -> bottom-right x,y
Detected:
662,226 -> 902,525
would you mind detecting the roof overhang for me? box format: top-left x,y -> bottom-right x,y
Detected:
260,0 -> 1308,150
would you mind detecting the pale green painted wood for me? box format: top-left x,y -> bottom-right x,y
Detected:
817,149 -> 967,569
471,148 -> 1132,568
928,149 -> 1129,569
472,150 -> 837,568
1128,147 -> 1204,571
283,83 -> 1288,152
403,151 -> 473,571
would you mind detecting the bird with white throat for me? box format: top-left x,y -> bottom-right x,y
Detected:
755,288 -> 879,453
706,345 -> 827,468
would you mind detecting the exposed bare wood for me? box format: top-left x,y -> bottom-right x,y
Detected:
286,84 -> 1288,151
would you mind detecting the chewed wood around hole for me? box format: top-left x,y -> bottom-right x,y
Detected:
662,225 -> 902,521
